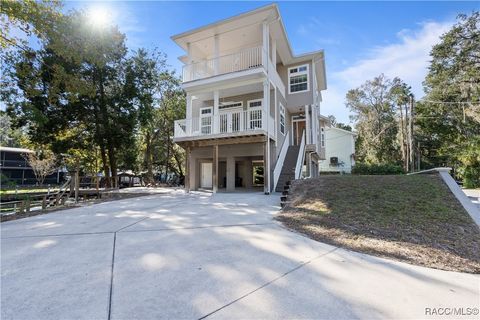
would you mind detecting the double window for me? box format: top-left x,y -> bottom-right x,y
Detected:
288,64 -> 309,94
279,104 -> 285,135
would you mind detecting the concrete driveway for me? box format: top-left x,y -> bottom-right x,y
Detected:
1,190 -> 478,319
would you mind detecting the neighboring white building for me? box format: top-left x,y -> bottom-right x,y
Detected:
172,4 -> 329,193
319,127 -> 357,173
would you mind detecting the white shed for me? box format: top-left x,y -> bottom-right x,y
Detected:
319,127 -> 357,173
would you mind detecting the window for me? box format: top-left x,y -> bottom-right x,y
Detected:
288,64 -> 309,94
248,99 -> 263,130
279,104 -> 285,135
321,127 -> 325,147
199,107 -> 212,134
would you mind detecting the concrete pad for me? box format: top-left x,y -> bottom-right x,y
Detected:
119,192 -> 280,232
1,233 -> 113,320
209,248 -> 479,319
111,224 -> 333,319
1,194 -> 180,238
1,190 -> 478,320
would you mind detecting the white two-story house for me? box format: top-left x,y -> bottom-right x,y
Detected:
172,4 -> 328,194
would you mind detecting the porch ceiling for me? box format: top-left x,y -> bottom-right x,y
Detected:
189,78 -> 265,100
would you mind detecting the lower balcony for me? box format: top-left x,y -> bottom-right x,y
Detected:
174,109 -> 275,142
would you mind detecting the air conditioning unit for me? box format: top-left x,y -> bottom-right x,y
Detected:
330,157 -> 338,165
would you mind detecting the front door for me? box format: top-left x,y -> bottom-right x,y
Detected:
200,162 -> 213,188
292,120 -> 306,145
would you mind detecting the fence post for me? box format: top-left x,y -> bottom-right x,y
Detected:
26,198 -> 31,212
42,196 -> 47,211
56,193 -> 60,207
19,201 -> 25,214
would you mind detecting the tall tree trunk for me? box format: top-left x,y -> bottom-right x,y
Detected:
399,105 -> 407,172
99,142 -> 111,187
173,150 -> 184,176
107,145 -> 118,188
98,67 -> 117,188
145,131 -> 154,184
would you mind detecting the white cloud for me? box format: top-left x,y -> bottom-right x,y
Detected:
323,20 -> 452,123
334,21 -> 452,97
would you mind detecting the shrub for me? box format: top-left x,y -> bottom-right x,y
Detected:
352,163 -> 404,175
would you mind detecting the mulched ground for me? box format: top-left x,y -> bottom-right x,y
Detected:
276,174 -> 480,273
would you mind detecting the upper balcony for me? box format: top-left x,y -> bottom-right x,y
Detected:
181,45 -> 286,97
182,46 -> 263,83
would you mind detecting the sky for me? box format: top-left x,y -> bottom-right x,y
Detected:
65,1 -> 479,124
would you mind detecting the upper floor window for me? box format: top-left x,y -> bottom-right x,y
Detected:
320,127 -> 325,147
279,104 -> 285,135
288,64 -> 309,94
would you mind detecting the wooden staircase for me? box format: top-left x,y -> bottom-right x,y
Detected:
275,145 -> 300,192
280,180 -> 292,208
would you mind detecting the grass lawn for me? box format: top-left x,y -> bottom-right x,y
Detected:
277,174 -> 480,273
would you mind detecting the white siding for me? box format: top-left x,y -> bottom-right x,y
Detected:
319,127 -> 356,173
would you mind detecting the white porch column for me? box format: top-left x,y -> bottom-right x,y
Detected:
262,79 -> 270,132
213,90 -> 219,133
226,156 -> 235,192
186,42 -> 192,81
214,34 -> 219,75
274,86 -> 278,146
305,104 -> 311,144
271,39 -> 277,66
312,105 -> 317,146
264,141 -> 270,194
213,145 -> 218,193
262,21 -> 269,67
186,94 -> 193,135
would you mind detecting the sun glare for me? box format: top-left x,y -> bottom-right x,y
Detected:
87,6 -> 111,27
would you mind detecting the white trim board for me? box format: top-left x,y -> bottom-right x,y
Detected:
409,168 -> 480,227
438,171 -> 480,227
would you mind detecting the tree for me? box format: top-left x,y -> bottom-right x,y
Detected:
327,115 -> 353,132
390,78 -> 414,172
0,112 -> 26,147
346,74 -> 401,164
0,0 -> 62,49
23,150 -> 57,185
2,10 -> 137,188
417,11 -> 480,187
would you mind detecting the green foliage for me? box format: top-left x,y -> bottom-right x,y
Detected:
0,0 -> 63,49
347,74 -> 412,167
327,115 -> 352,131
417,11 -> 480,187
1,8 -> 186,186
351,163 -> 404,175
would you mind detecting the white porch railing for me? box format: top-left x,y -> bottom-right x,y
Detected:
295,130 -> 306,179
183,46 -> 263,82
273,132 -> 290,190
174,109 -> 274,139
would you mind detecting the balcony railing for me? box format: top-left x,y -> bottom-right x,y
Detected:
182,46 -> 263,82
174,109 -> 274,139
